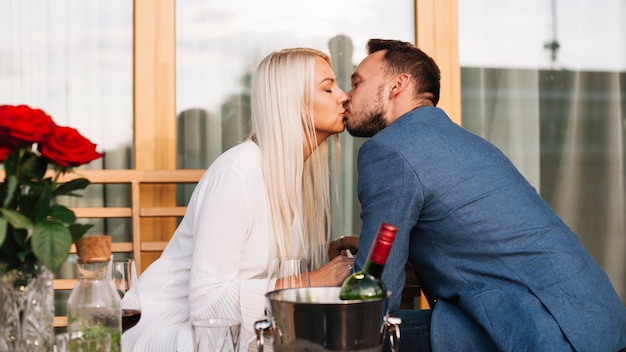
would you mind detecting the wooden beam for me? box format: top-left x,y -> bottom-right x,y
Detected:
415,0 -> 461,125
133,0 -> 177,169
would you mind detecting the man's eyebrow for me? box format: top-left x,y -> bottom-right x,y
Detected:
350,72 -> 362,81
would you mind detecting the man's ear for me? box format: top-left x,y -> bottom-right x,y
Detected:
389,73 -> 412,98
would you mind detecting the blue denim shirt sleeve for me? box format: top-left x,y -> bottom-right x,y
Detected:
355,137 -> 421,311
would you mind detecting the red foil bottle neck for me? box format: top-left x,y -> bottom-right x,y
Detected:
368,222 -> 397,265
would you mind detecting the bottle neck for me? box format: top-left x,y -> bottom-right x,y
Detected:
362,234 -> 392,279
76,261 -> 109,280
362,260 -> 385,279
363,228 -> 392,279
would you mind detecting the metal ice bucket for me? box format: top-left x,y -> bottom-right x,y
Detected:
254,287 -> 400,352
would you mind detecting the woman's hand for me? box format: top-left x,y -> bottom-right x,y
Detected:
309,254 -> 355,287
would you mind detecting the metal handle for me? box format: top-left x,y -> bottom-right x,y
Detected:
382,315 -> 402,352
254,318 -> 272,352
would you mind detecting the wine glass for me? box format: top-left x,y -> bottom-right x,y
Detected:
111,259 -> 142,332
267,256 -> 310,291
192,318 -> 240,352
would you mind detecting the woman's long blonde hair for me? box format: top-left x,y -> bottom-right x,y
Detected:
251,48 -> 338,270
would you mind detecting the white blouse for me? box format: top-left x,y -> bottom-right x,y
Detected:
122,140 -> 273,352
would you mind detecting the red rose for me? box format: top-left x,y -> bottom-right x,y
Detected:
0,128 -> 18,154
0,105 -> 54,145
39,125 -> 104,167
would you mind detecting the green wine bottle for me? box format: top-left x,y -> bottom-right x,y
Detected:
339,222 -> 398,300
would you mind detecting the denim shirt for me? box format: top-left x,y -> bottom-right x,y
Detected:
354,106 -> 626,351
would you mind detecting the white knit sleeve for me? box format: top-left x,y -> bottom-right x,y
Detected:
188,162 -> 253,311
187,157 -> 271,351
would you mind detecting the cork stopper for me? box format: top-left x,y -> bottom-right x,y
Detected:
75,235 -> 112,263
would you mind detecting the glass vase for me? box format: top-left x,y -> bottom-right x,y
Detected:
0,262 -> 54,352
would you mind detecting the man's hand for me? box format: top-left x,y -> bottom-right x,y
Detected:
328,235 -> 359,260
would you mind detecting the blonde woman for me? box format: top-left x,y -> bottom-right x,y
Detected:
122,48 -> 355,351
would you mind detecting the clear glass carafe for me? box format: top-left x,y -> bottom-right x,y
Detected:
67,260 -> 122,352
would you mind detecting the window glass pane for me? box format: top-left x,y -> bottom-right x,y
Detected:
0,0 -> 134,169
459,0 -> 626,300
176,0 -> 414,236
0,0 -> 134,326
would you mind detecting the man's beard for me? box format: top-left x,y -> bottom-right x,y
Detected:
346,111 -> 386,138
345,87 -> 388,138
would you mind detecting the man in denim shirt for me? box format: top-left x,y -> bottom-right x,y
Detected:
344,38 -> 626,352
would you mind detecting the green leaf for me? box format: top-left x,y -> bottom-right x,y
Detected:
16,249 -> 30,262
9,227 -> 29,249
50,205 -> 77,224
54,178 -> 91,196
20,151 -> 47,180
68,223 -> 94,243
32,155 -> 49,179
31,220 -> 72,272
0,208 -> 33,229
0,217 -> 6,247
30,187 -> 53,223
2,176 -> 19,208
25,178 -> 49,192
3,151 -> 18,176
